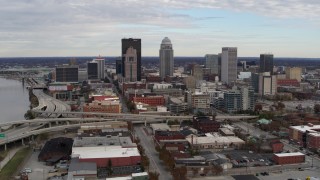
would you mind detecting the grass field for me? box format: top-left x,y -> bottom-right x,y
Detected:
0,147 -> 31,179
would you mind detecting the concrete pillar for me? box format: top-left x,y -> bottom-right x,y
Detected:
66,121 -> 69,125
49,122 -> 52,128
4,143 -> 7,151
144,118 -> 147,126
22,138 -> 25,146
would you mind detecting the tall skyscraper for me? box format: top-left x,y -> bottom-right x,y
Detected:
124,47 -> 138,82
221,47 -> 237,84
259,54 -> 274,75
159,37 -> 174,79
87,61 -> 98,80
122,38 -> 141,81
93,57 -> 105,80
205,54 -> 219,75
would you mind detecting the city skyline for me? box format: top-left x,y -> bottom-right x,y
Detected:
1,1 -> 320,58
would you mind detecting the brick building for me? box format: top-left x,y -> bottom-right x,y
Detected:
270,140 -> 284,153
277,79 -> 300,87
289,124 -> 320,149
83,100 -> 121,114
154,131 -> 185,143
193,116 -> 221,133
133,96 -> 165,106
273,152 -> 305,165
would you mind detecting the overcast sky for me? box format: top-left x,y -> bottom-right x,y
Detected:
0,0 -> 319,57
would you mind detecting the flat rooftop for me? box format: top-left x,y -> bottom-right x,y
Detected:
274,152 -> 305,157
150,123 -> 171,131
290,125 -> 320,133
186,135 -> 244,144
73,136 -> 135,147
72,146 -> 140,159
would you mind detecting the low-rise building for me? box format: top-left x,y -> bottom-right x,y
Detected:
193,116 -> 220,133
133,96 -> 165,106
289,124 -> 320,149
83,100 -> 121,114
150,123 -> 171,134
186,135 -> 245,150
273,152 -> 305,165
169,97 -> 188,114
154,131 -> 185,143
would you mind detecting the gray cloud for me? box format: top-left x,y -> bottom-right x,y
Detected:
0,0 -> 319,57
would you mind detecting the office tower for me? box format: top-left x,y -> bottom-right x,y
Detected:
116,57 -> 122,75
124,47 -> 138,82
218,53 -> 222,80
93,57 -> 105,80
256,72 -> 277,96
87,61 -> 98,80
286,67 -> 302,82
205,54 -> 219,75
159,37 -> 174,79
259,54 -> 274,75
191,64 -> 203,81
122,38 -> 141,81
221,47 -> 237,84
55,65 -> 79,82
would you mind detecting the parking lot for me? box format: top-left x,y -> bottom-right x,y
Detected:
258,168 -> 320,180
23,151 -> 58,180
224,151 -> 274,167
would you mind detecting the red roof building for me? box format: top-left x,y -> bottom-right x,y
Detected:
133,96 -> 165,106
277,79 -> 300,87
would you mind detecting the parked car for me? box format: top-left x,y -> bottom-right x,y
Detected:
24,168 -> 32,173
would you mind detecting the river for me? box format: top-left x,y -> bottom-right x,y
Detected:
0,77 -> 30,123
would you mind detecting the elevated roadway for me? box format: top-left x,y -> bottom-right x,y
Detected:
31,110 -> 258,120
32,89 -> 71,118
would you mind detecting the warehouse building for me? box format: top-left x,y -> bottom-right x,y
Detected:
273,152 -> 305,165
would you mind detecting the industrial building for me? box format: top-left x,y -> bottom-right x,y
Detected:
289,124 -> 320,149
186,134 -> 245,150
273,152 -> 305,165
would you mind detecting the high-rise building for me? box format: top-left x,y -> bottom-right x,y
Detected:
159,37 -> 174,79
205,54 -> 219,75
224,89 -> 241,112
116,57 -> 122,75
93,57 -> 105,80
255,72 -> 277,96
122,38 -> 141,81
87,61 -> 98,80
286,67 -> 302,82
241,86 -> 255,111
124,47 -> 138,82
221,47 -> 237,84
191,64 -> 203,81
55,65 -> 79,82
260,54 -> 274,75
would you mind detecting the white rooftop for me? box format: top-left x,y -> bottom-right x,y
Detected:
72,146 -> 140,159
150,123 -> 171,131
290,125 -> 320,133
132,172 -> 148,177
106,177 -> 131,180
186,136 -> 244,145
274,152 -> 305,157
